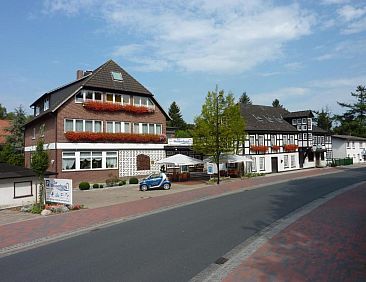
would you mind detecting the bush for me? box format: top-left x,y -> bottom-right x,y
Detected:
119,180 -> 126,186
92,183 -> 99,189
106,176 -> 120,187
129,177 -> 139,184
99,184 -> 104,188
31,203 -> 43,214
79,182 -> 90,190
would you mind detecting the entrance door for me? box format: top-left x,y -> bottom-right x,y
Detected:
271,157 -> 278,173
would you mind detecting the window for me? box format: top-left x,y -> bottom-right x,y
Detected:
95,121 -> 102,132
32,128 -> 36,140
62,152 -> 76,170
124,122 -> 131,133
141,97 -> 148,106
326,151 -> 332,160
303,133 -> 307,140
292,119 -> 297,125
297,125 -> 302,131
85,120 -> 93,132
106,121 -> 114,133
347,141 -> 350,148
106,152 -> 118,168
149,124 -> 155,134
290,135 -> 294,144
35,106 -> 40,116
115,94 -> 122,103
291,155 -> 296,168
106,93 -> 114,102
284,155 -> 289,168
352,141 -> 355,148
123,95 -> 130,105
307,118 -> 312,130
115,122 -> 121,133
75,90 -> 105,102
259,157 -> 265,171
94,92 -> 102,101
133,96 -> 140,106
65,119 -> 74,132
270,135 -> 276,146
111,71 -> 123,81
320,136 -> 324,144
302,118 -> 307,124
142,123 -> 148,134
75,92 -> 84,102
75,120 -> 83,132
308,133 -> 312,143
85,91 -> 93,100
301,125 -> 307,131
64,119 -> 102,133
92,152 -> 102,169
297,119 -> 301,125
80,152 -> 91,169
133,123 -> 140,133
250,135 -> 255,145
251,157 -> 257,172
258,135 -> 264,146
133,96 -> 155,108
283,135 -> 288,145
44,98 -> 49,111
156,124 -> 162,135
298,133 -> 302,140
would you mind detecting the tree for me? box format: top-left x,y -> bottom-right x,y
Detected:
0,104 -> 7,119
193,87 -> 245,184
0,106 -> 27,166
334,85 -> 366,137
31,136 -> 49,206
239,92 -> 252,105
167,101 -> 187,130
314,107 -> 333,132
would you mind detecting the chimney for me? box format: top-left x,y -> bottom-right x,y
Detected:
76,70 -> 84,80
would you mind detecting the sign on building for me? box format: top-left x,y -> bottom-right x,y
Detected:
45,178 -> 72,205
167,138 -> 193,146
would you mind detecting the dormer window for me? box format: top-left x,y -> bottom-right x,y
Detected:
44,98 -> 49,111
35,106 -> 40,116
111,71 -> 123,81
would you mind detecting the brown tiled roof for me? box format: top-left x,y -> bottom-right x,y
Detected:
0,162 -> 57,179
283,110 -> 313,119
240,104 -> 297,132
27,60 -> 170,124
0,119 -> 10,144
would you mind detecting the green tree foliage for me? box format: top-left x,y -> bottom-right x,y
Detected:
239,92 -> 252,105
0,104 -> 7,119
31,137 -> 49,205
193,87 -> 245,183
0,106 -> 27,166
334,85 -> 366,137
314,107 -> 333,132
168,101 -> 187,130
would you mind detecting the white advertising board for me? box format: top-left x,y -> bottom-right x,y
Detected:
45,178 -> 72,205
167,138 -> 193,146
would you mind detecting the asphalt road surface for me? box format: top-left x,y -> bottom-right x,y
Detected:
1,167 -> 365,282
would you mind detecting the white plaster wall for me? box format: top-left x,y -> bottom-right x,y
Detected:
0,177 -> 38,209
346,141 -> 366,163
332,139 -> 346,159
250,152 -> 299,174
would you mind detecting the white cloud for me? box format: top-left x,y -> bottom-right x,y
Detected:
337,5 -> 366,21
42,0 -> 97,15
321,0 -> 350,5
44,0 -> 315,74
315,38 -> 366,61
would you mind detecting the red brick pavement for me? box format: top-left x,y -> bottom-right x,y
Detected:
223,183 -> 366,282
0,168 -> 340,251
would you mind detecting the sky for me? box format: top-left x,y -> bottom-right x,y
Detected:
0,0 -> 365,123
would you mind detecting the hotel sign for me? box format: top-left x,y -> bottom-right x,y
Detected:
167,138 -> 193,146
45,178 -> 73,205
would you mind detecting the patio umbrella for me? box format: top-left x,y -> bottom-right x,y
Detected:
204,154 -> 253,164
156,154 -> 204,166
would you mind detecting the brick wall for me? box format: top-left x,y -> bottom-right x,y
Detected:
24,115 -> 56,147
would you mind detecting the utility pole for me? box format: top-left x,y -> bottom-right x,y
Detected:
216,85 -> 220,185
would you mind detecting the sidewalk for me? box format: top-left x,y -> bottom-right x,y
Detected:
0,166 -> 352,255
214,182 -> 366,282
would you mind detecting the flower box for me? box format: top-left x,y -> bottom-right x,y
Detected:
283,144 -> 298,152
83,101 -> 154,114
65,132 -> 166,143
250,145 -> 268,153
272,145 -> 281,151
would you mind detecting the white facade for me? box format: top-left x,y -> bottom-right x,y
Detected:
0,177 -> 39,209
332,137 -> 366,163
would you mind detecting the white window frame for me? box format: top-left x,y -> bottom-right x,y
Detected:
307,118 -> 312,130
32,128 -> 36,140
270,135 -> 276,146
259,157 -> 265,171
284,155 -> 289,168
44,98 -> 49,111
249,135 -> 255,145
258,135 -> 264,146
75,90 -> 103,103
292,119 -> 297,125
64,119 -> 103,133
62,151 -> 118,171
291,155 -> 296,168
302,118 -> 307,124
290,135 -> 294,144
35,106 -> 40,116
251,157 -> 257,172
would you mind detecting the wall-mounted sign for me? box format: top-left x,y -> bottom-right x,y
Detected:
167,138 -> 193,146
45,178 -> 72,205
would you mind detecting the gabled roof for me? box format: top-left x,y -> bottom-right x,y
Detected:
27,60 -> 170,124
0,119 -> 10,144
0,162 -> 57,179
240,104 -> 297,132
332,134 -> 366,141
283,110 -> 313,119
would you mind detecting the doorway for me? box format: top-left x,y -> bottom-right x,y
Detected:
271,157 -> 278,173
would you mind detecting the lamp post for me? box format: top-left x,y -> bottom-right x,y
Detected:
215,85 -> 222,185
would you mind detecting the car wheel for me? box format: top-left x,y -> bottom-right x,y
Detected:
163,183 -> 171,190
141,184 -> 148,191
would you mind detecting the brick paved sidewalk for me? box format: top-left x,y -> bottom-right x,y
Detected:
0,167 -> 343,255
222,183 -> 366,282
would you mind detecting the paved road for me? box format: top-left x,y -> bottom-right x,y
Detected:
1,167 -> 365,282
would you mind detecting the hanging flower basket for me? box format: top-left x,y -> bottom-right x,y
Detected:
83,101 -> 154,114
283,144 -> 298,152
272,145 -> 281,151
250,145 -> 268,153
65,132 -> 166,143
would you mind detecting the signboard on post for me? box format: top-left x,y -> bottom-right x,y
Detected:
45,178 -> 72,205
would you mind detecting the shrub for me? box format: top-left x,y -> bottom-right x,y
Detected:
92,183 -> 99,189
106,176 -> 120,187
79,182 -> 90,190
31,203 -> 43,214
99,184 -> 104,188
119,180 -> 126,186
129,177 -> 139,184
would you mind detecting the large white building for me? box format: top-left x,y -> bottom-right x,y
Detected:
239,105 -> 332,174
332,135 -> 366,163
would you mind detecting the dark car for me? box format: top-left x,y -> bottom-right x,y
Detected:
139,172 -> 171,191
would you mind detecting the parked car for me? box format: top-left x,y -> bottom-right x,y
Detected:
139,172 -> 171,191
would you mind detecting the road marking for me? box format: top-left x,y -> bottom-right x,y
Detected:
190,181 -> 366,282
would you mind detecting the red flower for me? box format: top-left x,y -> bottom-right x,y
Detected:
272,145 -> 281,151
65,132 -> 166,143
283,144 -> 298,152
83,101 -> 154,114
250,145 -> 268,153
